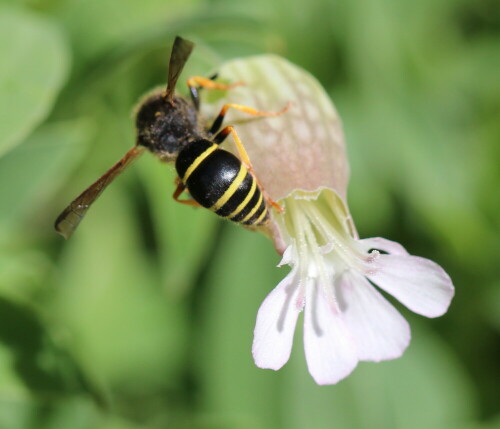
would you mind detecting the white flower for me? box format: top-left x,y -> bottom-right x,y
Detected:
252,190 -> 454,385
210,54 -> 455,385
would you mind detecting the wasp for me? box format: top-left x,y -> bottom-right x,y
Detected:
55,36 -> 289,239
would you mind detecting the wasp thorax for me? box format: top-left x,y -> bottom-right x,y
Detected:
135,92 -> 202,161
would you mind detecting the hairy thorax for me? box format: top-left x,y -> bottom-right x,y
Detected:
135,91 -> 204,162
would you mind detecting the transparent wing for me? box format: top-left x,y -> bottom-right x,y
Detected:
54,146 -> 144,239
165,36 -> 195,100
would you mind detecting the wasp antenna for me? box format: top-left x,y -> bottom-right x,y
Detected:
165,36 -> 195,101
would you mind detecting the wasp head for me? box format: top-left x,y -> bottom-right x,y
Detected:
135,90 -> 201,161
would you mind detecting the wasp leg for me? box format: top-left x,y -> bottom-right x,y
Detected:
173,179 -> 201,207
187,76 -> 243,110
214,126 -> 284,213
209,102 -> 291,135
187,73 -> 218,110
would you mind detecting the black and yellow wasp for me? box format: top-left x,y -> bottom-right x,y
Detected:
55,36 -> 289,239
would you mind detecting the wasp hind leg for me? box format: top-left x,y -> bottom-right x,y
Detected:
187,75 -> 243,110
214,126 -> 283,213
172,179 -> 201,207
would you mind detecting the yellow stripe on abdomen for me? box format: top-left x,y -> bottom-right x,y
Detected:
253,205 -> 268,225
210,164 -> 248,212
240,191 -> 263,223
226,178 -> 257,219
182,144 -> 218,182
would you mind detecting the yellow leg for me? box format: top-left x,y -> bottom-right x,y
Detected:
214,126 -> 284,213
186,76 -> 244,91
209,102 -> 291,134
172,179 -> 201,207
214,126 -> 252,167
187,76 -> 245,110
219,102 -> 290,118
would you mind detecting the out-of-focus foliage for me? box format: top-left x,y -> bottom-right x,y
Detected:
0,7 -> 69,156
0,0 -> 498,428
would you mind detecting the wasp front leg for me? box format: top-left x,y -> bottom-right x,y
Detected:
214,126 -> 284,213
187,76 -> 244,110
209,102 -> 291,135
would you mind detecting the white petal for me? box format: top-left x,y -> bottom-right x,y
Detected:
368,254 -> 455,318
278,244 -> 295,266
336,271 -> 411,362
252,268 -> 301,370
303,280 -> 358,385
360,237 -> 409,255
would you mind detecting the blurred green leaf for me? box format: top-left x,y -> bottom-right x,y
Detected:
0,247 -> 51,304
137,156 -> 219,297
0,399 -> 34,429
0,395 -> 144,429
0,120 -> 91,225
54,187 -> 188,394
462,415 -> 500,429
283,323 -> 476,429
53,0 -> 201,70
198,225 -> 283,429
0,342 -> 28,400
0,7 -> 69,157
0,297 -> 103,408
484,281 -> 500,333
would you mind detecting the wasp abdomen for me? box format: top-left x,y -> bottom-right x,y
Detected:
175,139 -> 268,226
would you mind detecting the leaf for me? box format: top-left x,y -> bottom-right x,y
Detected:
0,120 -> 91,225
0,297 -> 104,407
53,0 -> 200,68
283,323 -> 477,429
0,8 -> 69,157
54,187 -> 188,392
197,225 -> 283,428
461,415 -> 500,429
0,394 -> 143,429
484,280 -> 500,333
136,156 -> 219,296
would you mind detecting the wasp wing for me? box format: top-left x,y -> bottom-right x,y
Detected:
165,36 -> 195,100
55,146 -> 144,239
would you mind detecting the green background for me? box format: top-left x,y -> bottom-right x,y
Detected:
0,0 -> 498,428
